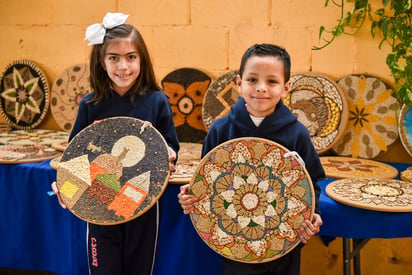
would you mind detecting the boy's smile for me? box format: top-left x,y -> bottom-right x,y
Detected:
237,55 -> 290,118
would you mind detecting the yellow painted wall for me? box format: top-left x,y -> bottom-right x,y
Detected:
1,0 -> 412,274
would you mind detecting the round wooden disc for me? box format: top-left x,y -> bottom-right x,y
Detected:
169,160 -> 200,184
56,117 -> 170,225
169,142 -> 202,184
51,140 -> 68,152
284,72 -> 348,153
0,129 -> 68,164
332,74 -> 398,159
189,137 -> 315,263
398,104 -> 412,157
50,64 -> 91,132
162,68 -> 212,142
320,156 -> 398,179
0,123 -> 11,134
0,60 -> 49,129
50,156 -> 61,170
326,178 -> 412,212
400,167 -> 412,183
202,70 -> 239,130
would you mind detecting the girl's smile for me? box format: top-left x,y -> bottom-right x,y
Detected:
102,39 -> 141,96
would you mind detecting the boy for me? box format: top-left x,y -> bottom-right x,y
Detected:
178,43 -> 324,275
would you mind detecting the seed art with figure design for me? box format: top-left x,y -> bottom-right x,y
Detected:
189,137 -> 315,263
284,72 -> 348,154
326,178 -> 412,212
0,60 -> 49,129
56,117 -> 170,225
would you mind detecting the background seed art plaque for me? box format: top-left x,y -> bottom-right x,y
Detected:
189,137 -> 315,263
56,117 -> 170,225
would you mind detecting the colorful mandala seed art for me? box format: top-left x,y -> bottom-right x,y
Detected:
190,138 -> 314,263
326,178 -> 412,212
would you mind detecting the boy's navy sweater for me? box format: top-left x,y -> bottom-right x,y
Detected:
70,89 -> 179,155
203,97 -> 324,213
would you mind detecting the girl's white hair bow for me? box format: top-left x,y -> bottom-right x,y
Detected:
85,12 -> 129,45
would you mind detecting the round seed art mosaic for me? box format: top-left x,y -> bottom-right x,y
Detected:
56,117 -> 170,225
162,68 -> 212,143
202,70 -> 239,130
333,74 -> 398,159
0,60 -> 49,129
320,156 -> 398,179
50,64 -> 91,132
189,137 -> 315,263
326,178 -> 412,212
0,129 -> 68,164
284,73 -> 348,154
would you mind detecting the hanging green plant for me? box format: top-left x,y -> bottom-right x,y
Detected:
313,0 -> 412,107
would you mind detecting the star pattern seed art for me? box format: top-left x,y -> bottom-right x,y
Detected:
0,60 -> 49,129
320,156 -> 398,179
326,178 -> 412,212
189,137 -> 314,263
56,117 -> 170,225
284,73 -> 348,153
0,129 -> 68,164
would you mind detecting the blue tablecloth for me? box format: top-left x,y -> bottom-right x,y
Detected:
0,161 -> 411,275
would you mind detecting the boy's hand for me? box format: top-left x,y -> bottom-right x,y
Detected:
298,213 -> 322,243
168,146 -> 177,173
51,181 -> 67,209
177,184 -> 198,215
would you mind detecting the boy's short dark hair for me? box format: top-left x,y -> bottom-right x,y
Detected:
239,43 -> 291,82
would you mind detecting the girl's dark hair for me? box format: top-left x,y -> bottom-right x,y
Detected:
89,24 -> 161,103
239,43 -> 291,83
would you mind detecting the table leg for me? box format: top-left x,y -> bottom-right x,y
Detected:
342,238 -> 370,275
343,238 -> 351,275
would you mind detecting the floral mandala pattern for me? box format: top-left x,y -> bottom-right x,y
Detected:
333,74 -> 398,159
161,68 -> 211,143
326,178 -> 412,212
190,138 -> 314,263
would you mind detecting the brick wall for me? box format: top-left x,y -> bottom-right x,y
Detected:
0,0 -> 410,164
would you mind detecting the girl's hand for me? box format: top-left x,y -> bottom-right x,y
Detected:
51,181 -> 67,209
298,213 -> 322,243
177,184 -> 198,215
168,146 -> 177,173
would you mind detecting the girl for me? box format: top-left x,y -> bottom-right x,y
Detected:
54,12 -> 179,275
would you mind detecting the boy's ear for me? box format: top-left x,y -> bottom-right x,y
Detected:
282,80 -> 291,98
